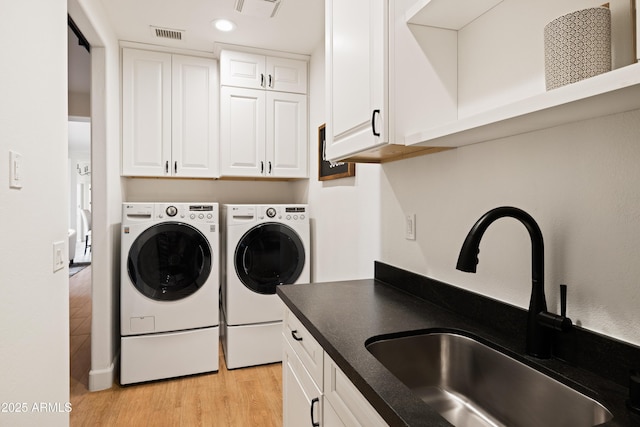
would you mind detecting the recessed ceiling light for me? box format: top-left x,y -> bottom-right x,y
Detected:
212,19 -> 236,32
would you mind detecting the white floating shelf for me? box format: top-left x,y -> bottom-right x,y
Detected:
406,0 -> 504,30
405,63 -> 640,148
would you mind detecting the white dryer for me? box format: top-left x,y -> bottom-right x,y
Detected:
221,204 -> 310,369
120,203 -> 219,384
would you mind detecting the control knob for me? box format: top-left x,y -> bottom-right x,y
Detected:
166,206 -> 178,217
266,207 -> 277,218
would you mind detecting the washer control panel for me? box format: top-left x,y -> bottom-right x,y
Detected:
256,205 -> 308,222
155,203 -> 218,223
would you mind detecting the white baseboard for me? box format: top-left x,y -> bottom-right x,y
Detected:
88,354 -> 118,391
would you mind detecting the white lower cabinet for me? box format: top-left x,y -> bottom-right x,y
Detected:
324,355 -> 388,427
323,398 -> 346,427
283,339 -> 322,427
283,308 -> 324,385
283,308 -> 388,427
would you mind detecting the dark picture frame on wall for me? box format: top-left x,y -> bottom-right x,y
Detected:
318,124 -> 356,181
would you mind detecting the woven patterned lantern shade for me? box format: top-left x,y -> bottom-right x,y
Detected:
544,6 -> 611,90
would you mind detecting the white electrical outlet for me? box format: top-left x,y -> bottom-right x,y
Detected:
9,150 -> 23,189
53,241 -> 65,272
405,214 -> 416,240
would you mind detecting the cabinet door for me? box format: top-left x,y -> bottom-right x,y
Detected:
324,355 -> 388,427
219,50 -> 266,90
283,339 -> 323,427
171,55 -> 218,178
122,49 -> 172,176
325,0 -> 388,162
266,92 -> 308,178
266,57 -> 308,94
283,308 -> 323,385
324,399 -> 347,427
220,86 -> 266,177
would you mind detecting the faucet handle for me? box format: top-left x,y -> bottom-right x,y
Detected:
537,284 -> 572,332
560,284 -> 567,317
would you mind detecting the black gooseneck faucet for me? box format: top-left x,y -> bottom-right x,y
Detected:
456,206 -> 572,359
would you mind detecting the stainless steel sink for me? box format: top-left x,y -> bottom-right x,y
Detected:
366,332 -> 612,427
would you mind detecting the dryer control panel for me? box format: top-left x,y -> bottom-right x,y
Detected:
257,205 -> 307,222
225,204 -> 308,225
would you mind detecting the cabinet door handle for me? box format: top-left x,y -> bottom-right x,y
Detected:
268,161 -> 272,174
371,109 -> 381,137
310,397 -> 320,427
268,74 -> 273,88
291,330 -> 303,341
174,161 -> 177,175
165,161 -> 169,174
260,161 -> 264,174
260,73 -> 265,88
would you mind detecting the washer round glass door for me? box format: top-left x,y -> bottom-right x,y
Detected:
127,222 -> 212,301
235,223 -> 305,295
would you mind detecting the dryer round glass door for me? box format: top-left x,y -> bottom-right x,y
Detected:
127,222 -> 212,301
234,223 -> 305,295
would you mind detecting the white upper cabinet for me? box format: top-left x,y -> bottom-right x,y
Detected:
325,0 -> 388,162
219,49 -> 308,179
325,0 -> 449,163
267,91 -> 308,178
219,86 -> 266,177
267,56 -> 308,94
219,87 -> 307,178
220,50 -> 307,94
171,54 -> 219,178
122,49 -> 172,177
122,48 -> 218,178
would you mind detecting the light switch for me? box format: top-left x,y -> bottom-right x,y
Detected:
406,214 -> 416,240
53,241 -> 65,272
9,150 -> 23,189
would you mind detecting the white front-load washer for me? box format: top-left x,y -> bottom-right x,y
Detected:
221,204 -> 310,369
120,202 -> 219,384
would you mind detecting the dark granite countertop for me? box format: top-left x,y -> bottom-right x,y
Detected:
276,263 -> 640,427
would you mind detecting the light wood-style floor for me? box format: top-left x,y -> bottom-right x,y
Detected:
69,266 -> 283,426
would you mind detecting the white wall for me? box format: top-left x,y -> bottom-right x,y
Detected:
0,0 -> 70,425
125,179 -> 298,204
381,108 -> 640,346
294,42 -> 382,282
68,92 -> 90,117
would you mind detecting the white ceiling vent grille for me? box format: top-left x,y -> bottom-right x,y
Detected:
150,26 -> 184,41
235,0 -> 282,18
